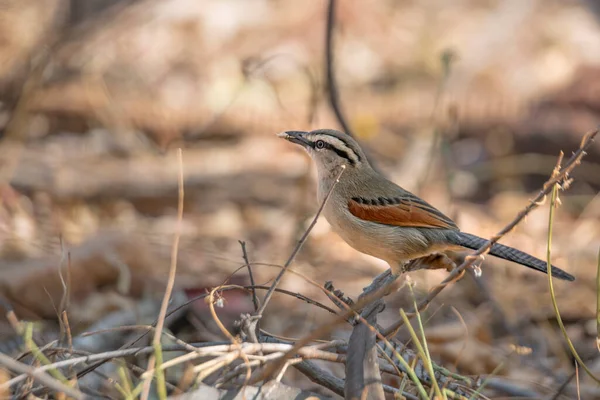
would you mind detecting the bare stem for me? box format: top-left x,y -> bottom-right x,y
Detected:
256,165 -> 346,317
141,149 -> 185,400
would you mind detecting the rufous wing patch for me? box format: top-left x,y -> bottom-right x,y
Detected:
348,196 -> 458,230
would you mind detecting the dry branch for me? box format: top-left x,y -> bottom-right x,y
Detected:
293,360 -> 345,396
345,280 -> 387,400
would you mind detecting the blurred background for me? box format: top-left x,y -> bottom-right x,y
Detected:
1,0 -> 600,397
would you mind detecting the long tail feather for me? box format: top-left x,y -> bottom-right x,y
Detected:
448,232 -> 574,281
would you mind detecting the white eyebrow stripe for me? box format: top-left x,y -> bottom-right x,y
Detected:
318,136 -> 360,164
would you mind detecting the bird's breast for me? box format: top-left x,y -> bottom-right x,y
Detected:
320,194 -> 432,264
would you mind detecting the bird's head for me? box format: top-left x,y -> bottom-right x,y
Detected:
277,129 -> 369,174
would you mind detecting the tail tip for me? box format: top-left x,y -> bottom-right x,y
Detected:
554,270 -> 575,282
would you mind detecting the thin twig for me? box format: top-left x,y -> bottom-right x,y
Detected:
141,148 -> 185,400
238,241 -> 261,346
0,352 -> 84,400
382,384 -> 420,400
383,129 -> 598,337
549,370 -> 577,400
256,165 -> 345,316
57,245 -> 72,342
61,311 -> 73,379
81,325 -> 207,354
325,0 -> 353,138
216,358 -> 268,387
239,241 -> 259,312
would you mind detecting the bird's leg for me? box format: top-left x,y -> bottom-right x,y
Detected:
390,262 -> 408,276
403,253 -> 457,273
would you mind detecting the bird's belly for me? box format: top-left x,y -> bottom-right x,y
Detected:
325,206 -> 432,265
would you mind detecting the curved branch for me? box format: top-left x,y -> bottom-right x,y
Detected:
325,0 -> 354,138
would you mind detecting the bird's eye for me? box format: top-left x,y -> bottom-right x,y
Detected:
315,140 -> 325,149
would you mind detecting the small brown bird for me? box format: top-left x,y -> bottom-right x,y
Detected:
278,129 -> 574,281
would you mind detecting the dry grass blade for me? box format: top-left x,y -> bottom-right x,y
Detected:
449,306 -> 469,369
467,347 -> 524,400
21,322 -> 70,386
575,361 -> 581,400
597,247 -> 600,353
398,310 -> 441,400
377,333 -> 429,399
141,148 -> 185,400
117,365 -> 135,399
406,282 -> 445,399
546,183 -> 600,384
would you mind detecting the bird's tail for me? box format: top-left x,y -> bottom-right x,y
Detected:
448,231 -> 575,281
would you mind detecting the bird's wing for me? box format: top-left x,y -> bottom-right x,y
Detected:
348,194 -> 458,230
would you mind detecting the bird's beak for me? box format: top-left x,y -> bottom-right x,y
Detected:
277,131 -> 311,148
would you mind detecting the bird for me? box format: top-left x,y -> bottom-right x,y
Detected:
277,128 -> 574,281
